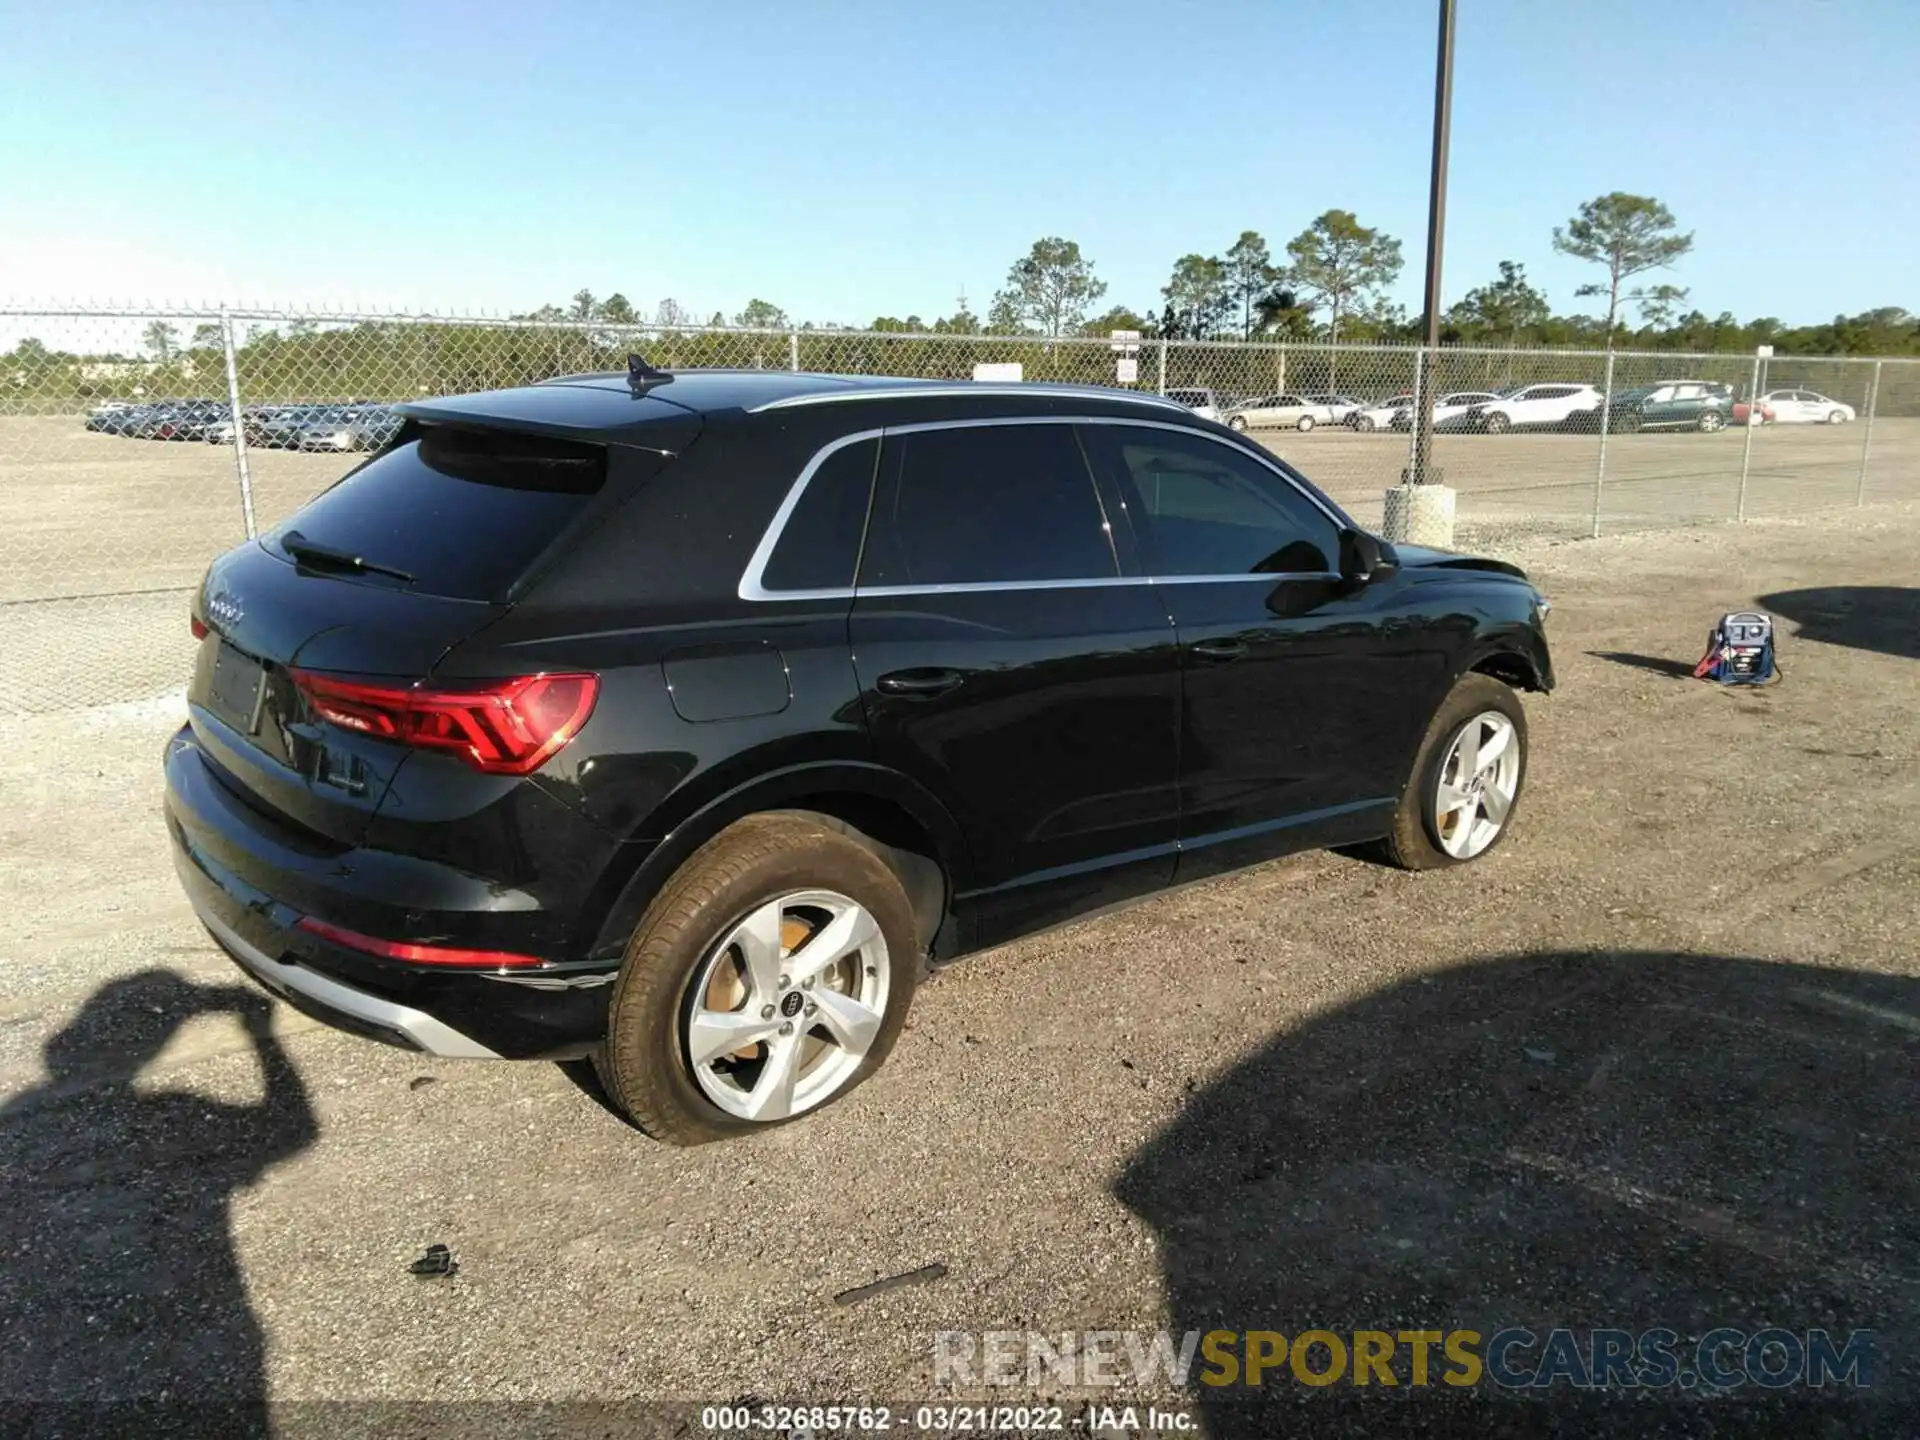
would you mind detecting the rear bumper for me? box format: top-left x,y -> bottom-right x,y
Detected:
165,723 -> 615,1060
181,864 -> 501,1058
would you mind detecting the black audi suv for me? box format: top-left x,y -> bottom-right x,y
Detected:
166,365 -> 1554,1143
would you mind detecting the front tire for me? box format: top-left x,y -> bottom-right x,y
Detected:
1297,414 -> 1315,432
1228,415 -> 1249,432
1698,409 -> 1726,433
1482,411 -> 1510,434
1827,409 -> 1847,425
595,813 -> 920,1144
1354,414 -> 1376,432
1368,674 -> 1528,871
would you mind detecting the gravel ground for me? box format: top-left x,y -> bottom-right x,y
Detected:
0,504 -> 1916,1437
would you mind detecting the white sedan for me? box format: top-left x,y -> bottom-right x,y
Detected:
1350,395 -> 1413,432
1225,393 -> 1337,432
1760,389 -> 1855,424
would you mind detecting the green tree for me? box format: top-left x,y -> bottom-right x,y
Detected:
734,298 -> 790,329
1160,255 -> 1232,340
1081,304 -> 1151,338
1446,261 -> 1550,346
1634,283 -> 1689,330
142,320 -> 178,363
655,298 -> 691,329
1283,210 -> 1404,348
1223,231 -> 1277,340
1552,193 -> 1693,341
934,302 -> 981,335
189,323 -> 224,351
991,237 -> 1107,337
598,293 -> 639,325
569,289 -> 598,321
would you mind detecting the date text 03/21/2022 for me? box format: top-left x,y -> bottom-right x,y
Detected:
699,1403 -> 1194,1433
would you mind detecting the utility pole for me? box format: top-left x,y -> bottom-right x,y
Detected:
1409,0 -> 1456,487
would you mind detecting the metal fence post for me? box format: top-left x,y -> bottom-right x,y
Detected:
1156,339 -> 1168,395
1404,346 -> 1426,479
1590,348 -> 1616,539
1735,352 -> 1762,522
219,307 -> 258,539
788,329 -> 799,372
1855,359 -> 1882,506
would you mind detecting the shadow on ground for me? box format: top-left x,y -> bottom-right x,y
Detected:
1588,651 -> 1699,679
1760,587 -> 1920,662
0,970 -> 316,1435
1115,950 -> 1918,1436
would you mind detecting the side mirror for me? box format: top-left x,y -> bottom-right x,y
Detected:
1338,528 -> 1392,585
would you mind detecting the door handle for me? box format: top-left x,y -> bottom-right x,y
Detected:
1191,638 -> 1249,662
875,667 -> 966,697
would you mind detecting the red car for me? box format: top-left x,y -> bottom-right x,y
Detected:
1732,398 -> 1775,426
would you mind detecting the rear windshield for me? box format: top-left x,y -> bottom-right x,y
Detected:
270,425 -> 611,601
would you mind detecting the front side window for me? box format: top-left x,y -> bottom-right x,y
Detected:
858,424 -> 1116,588
1095,426 -> 1339,578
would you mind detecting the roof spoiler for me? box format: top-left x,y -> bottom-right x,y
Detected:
627,352 -> 673,393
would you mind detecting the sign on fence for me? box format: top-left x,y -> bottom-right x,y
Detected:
1116,358 -> 1139,384
972,362 -> 1023,382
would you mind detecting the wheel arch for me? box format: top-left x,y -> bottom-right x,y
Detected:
585,761 -> 968,967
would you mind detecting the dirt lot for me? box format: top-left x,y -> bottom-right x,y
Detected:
1,504 -> 1916,1434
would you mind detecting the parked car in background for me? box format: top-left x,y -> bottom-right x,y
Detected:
297,405 -> 402,452
1164,387 -> 1226,423
251,405 -> 352,448
85,403 -> 152,435
1350,395 -> 1413,432
1601,381 -> 1736,433
1407,392 -> 1505,432
1469,383 -> 1603,433
1225,393 -> 1335,432
165,368 -> 1553,1142
1306,393 -> 1365,424
114,400 -> 229,441
1731,396 -> 1775,427
1759,389 -> 1855,424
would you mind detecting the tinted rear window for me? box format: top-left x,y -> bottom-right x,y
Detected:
272,425 -> 612,601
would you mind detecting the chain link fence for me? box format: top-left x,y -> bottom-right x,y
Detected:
3,304 -> 1916,715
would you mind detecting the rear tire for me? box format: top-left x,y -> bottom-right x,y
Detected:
1228,415 -> 1248,432
1614,410 -> 1642,434
1698,409 -> 1726,433
1354,415 -> 1376,433
1364,673 -> 1528,872
595,814 -> 920,1145
1483,411 -> 1510,434
1297,415 -> 1315,432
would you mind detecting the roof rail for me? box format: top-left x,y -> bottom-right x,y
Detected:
748,383 -> 1189,414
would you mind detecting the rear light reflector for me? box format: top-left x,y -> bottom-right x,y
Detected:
191,615 -> 209,641
289,670 -> 598,775
296,915 -> 545,968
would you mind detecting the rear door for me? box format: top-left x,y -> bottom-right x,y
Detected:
847,418 -> 1181,943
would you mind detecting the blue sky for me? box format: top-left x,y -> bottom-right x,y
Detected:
1,0 -> 1914,327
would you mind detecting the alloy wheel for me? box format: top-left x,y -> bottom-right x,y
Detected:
681,889 -> 891,1122
1432,711 -> 1521,860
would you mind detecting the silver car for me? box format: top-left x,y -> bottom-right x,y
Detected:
1224,393 -> 1336,432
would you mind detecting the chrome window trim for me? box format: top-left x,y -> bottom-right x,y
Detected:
737,414 -> 1350,603
749,384 -> 1191,415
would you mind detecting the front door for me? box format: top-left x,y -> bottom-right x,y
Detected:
848,419 -> 1182,948
1082,423 -> 1437,882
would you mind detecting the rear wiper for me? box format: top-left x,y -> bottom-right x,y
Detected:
279,530 -> 414,584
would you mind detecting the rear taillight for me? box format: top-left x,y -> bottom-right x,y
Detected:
190,614 -> 209,641
295,915 -> 543,968
289,670 -> 599,776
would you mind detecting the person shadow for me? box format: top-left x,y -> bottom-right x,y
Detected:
0,969 -> 317,1434
1114,950 -> 1918,1436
